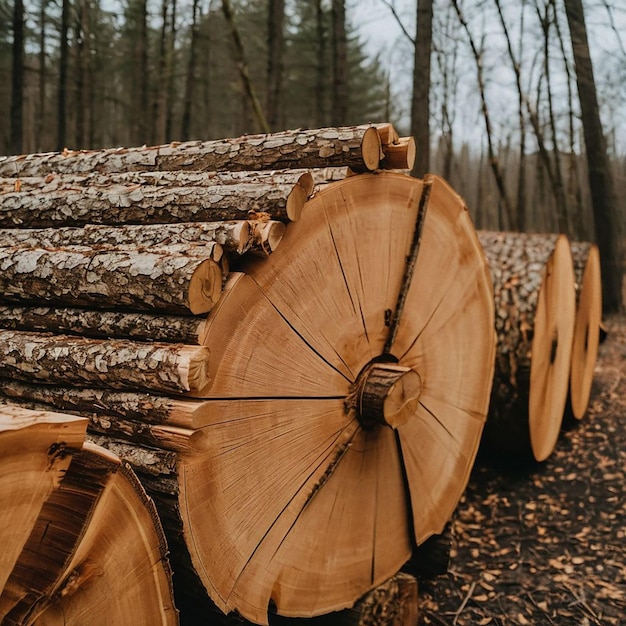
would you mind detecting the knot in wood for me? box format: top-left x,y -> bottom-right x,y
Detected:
352,362 -> 422,430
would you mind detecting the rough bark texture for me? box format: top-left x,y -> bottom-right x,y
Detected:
477,230 -> 575,462
0,379 -> 205,428
0,168 -> 316,194
0,222 -> 252,256
0,330 -> 210,394
0,182 -> 303,227
0,126 -> 382,177
0,247 -> 222,315
0,305 -> 206,344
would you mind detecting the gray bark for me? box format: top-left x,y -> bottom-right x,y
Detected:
0,247 -> 223,315
0,330 -> 210,393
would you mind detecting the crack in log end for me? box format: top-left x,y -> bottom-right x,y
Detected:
550,331 -> 559,365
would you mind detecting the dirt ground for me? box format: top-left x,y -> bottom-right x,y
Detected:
417,315 -> 626,626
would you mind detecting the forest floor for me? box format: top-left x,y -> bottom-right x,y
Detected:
417,315 -> 626,626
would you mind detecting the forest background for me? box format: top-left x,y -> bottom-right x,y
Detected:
1,0 -> 624,310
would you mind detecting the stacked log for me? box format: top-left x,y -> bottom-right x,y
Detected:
478,231 -> 576,463
0,404 -> 177,625
569,241 -> 602,420
0,125 -> 498,625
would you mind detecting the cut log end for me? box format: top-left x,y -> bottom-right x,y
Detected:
355,363 -> 422,430
188,259 -> 223,314
570,243 -> 602,419
381,137 -> 416,171
251,220 -> 287,255
528,235 -> 576,462
361,127 -> 383,171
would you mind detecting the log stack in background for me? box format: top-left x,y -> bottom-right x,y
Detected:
0,123 -> 497,625
477,231 -> 577,463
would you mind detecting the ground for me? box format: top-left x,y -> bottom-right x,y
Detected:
417,315 -> 626,626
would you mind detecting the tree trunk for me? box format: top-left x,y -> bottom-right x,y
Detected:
0,247 -> 223,315
478,231 -> 576,463
10,0 -> 24,156
410,0 -> 433,178
181,0 -> 200,140
0,126 -> 382,177
568,241 -> 602,419
0,179 -> 309,227
331,0 -> 347,126
266,0 -> 285,131
0,404 -> 178,625
0,330 -> 210,394
0,305 -> 207,344
564,0 -> 624,313
57,0 -> 70,151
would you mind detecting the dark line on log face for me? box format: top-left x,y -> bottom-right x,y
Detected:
383,180 -> 432,356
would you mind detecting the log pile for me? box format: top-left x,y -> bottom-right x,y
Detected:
0,124 -> 496,625
477,231 -> 603,463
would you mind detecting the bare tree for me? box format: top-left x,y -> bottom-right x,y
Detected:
331,0 -> 347,125
57,0 -> 70,150
411,0 -> 433,178
181,0 -> 200,140
564,0 -> 623,312
315,0 -> 326,127
10,0 -> 24,154
221,0 -> 270,133
267,0 -> 285,130
451,0 -> 513,230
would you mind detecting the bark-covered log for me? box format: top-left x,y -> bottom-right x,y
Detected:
569,241 -> 602,419
0,168 -> 315,194
0,405 -> 178,625
478,231 -> 576,462
0,379 -> 209,428
0,126 -> 382,177
0,221 -> 253,256
0,247 -> 223,315
248,220 -> 287,255
0,330 -> 210,394
0,305 -> 207,344
0,180 -> 308,227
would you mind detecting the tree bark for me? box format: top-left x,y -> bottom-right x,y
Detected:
0,126 -> 382,177
0,222 -> 250,256
0,379 -> 209,429
564,0 -> 624,313
0,330 -> 210,394
0,247 -> 223,315
266,0 -> 285,130
478,231 -> 576,462
0,181 -> 309,227
410,0 -> 433,178
0,405 -> 178,625
0,305 -> 207,344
